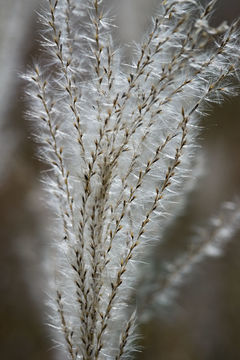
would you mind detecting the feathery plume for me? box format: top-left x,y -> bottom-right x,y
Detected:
139,198 -> 240,318
25,0 -> 240,358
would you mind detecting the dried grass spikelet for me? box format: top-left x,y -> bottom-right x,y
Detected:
25,0 -> 240,358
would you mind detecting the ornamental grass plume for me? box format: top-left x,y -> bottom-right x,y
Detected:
137,198 -> 240,319
25,0 -> 240,358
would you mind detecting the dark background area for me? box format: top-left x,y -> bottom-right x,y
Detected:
0,1 -> 240,359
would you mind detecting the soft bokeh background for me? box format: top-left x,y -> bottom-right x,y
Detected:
0,0 -> 240,359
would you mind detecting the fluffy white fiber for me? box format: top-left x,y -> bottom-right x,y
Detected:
25,0 -> 240,358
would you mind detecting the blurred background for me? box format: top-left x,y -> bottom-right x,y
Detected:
0,0 -> 240,359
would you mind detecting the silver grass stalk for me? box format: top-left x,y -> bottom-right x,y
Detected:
138,198 -> 240,319
25,0 -> 240,358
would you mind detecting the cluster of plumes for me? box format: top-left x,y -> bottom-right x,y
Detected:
25,0 -> 240,359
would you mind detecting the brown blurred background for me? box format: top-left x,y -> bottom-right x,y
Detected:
0,0 -> 240,359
